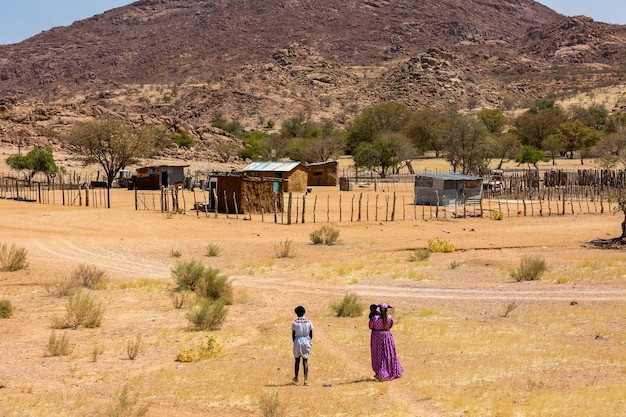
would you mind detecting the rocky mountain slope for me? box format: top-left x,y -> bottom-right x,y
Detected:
1,0 -> 625,163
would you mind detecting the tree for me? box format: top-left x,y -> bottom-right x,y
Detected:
406,109 -> 446,157
477,108 -> 508,135
442,112 -> 490,175
6,146 -> 59,180
488,131 -> 522,170
556,121 -> 601,163
352,133 -> 416,178
515,145 -> 549,170
345,101 -> 411,154
64,118 -> 155,207
513,103 -> 564,149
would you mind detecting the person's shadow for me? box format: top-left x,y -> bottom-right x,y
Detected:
265,377 -> 377,387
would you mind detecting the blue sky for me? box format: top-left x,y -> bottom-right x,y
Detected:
0,0 -> 625,45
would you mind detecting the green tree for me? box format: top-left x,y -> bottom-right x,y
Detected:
442,112 -> 490,175
513,102 -> 564,149
345,101 -> 411,154
556,121 -> 601,163
406,109 -> 446,157
515,145 -> 549,170
64,118 -> 155,207
488,131 -> 522,170
352,133 -> 416,178
6,146 -> 59,180
477,108 -> 508,135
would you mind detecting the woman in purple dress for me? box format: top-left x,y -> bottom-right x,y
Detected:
369,302 -> 403,381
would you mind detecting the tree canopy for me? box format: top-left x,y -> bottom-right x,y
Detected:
5,146 -> 59,180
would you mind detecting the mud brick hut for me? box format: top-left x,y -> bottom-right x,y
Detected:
242,161 -> 308,193
135,165 -> 189,190
414,173 -> 483,206
305,160 -> 339,186
198,173 -> 283,215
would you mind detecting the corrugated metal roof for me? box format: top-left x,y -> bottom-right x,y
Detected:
416,173 -> 482,181
243,161 -> 302,172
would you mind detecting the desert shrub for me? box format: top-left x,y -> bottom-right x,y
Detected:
449,260 -> 461,269
206,242 -> 222,257
47,331 -> 71,356
492,210 -> 504,220
259,391 -> 287,417
274,239 -> 295,258
511,255 -> 547,282
53,289 -> 105,329
70,264 -> 109,290
170,248 -> 182,258
427,237 -> 455,253
177,335 -> 223,362
408,249 -> 431,262
172,291 -> 189,309
127,334 -> 142,360
0,299 -> 13,318
194,267 -> 233,303
187,299 -> 228,330
310,225 -> 340,245
92,342 -> 105,362
331,292 -> 364,318
0,242 -> 28,271
172,259 -> 205,291
106,384 -> 151,417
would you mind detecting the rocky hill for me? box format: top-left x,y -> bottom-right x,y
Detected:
1,0 -> 625,164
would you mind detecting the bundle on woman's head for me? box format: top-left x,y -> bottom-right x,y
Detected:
377,302 -> 393,309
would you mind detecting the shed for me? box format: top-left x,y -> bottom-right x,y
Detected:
414,173 -> 483,206
242,161 -> 308,193
305,160 -> 339,186
135,165 -> 189,190
197,173 -> 283,214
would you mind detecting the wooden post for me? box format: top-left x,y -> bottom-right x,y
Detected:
326,195 -> 330,223
212,188 -> 219,218
358,192 -> 363,221
313,195 -> 317,223
301,193 -> 306,224
223,190 -> 229,218
339,194 -> 342,222
233,192 -> 239,219
375,194 -> 379,222
287,192 -> 292,225
351,194 -> 355,222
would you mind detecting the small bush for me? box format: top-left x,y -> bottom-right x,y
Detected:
92,342 -> 105,362
0,242 -> 28,271
172,291 -> 189,309
47,331 -> 71,356
170,248 -> 182,258
70,264 -> 109,290
274,239 -> 295,258
187,299 -> 228,330
310,225 -> 340,246
408,249 -> 431,262
427,237 -> 455,253
259,391 -> 287,417
0,299 -> 13,318
331,292 -> 364,318
175,345 -> 196,363
511,255 -> 547,282
492,210 -> 504,220
106,384 -> 151,417
206,242 -> 222,257
172,259 -> 206,291
53,289 -> 105,329
194,267 -> 233,303
127,334 -> 141,360
449,260 -> 461,269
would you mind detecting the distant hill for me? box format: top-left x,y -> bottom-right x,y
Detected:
1,0 -> 625,161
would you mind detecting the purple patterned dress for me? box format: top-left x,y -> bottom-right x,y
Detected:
369,314 -> 403,380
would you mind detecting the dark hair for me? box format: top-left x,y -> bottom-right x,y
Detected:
295,306 -> 306,317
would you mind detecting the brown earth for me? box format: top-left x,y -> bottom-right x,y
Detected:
0,179 -> 625,416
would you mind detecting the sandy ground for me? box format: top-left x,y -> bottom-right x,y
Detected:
1,171 -> 625,416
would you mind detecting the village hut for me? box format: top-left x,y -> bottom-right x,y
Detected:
197,173 -> 283,214
305,160 -> 339,186
134,165 -> 189,190
414,173 -> 483,206
242,161 -> 308,193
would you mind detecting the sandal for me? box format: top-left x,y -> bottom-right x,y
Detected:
292,377 -> 298,384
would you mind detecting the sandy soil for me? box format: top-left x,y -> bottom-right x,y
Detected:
1,177 -> 625,416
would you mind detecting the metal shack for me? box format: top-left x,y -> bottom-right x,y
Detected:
414,173 -> 483,206
242,161 -> 308,193
135,165 -> 189,190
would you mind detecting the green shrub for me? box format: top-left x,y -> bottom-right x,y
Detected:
0,242 -> 28,271
170,248 -> 182,258
187,299 -> 228,330
206,242 -> 222,257
492,210 -> 504,220
194,267 -> 233,303
47,331 -> 71,356
331,292 -> 364,318
53,289 -> 105,329
310,225 -> 340,245
0,299 -> 13,318
511,255 -> 547,282
105,384 -> 151,417
408,249 -> 431,262
172,259 -> 206,291
427,237 -> 455,253
127,334 -> 141,360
